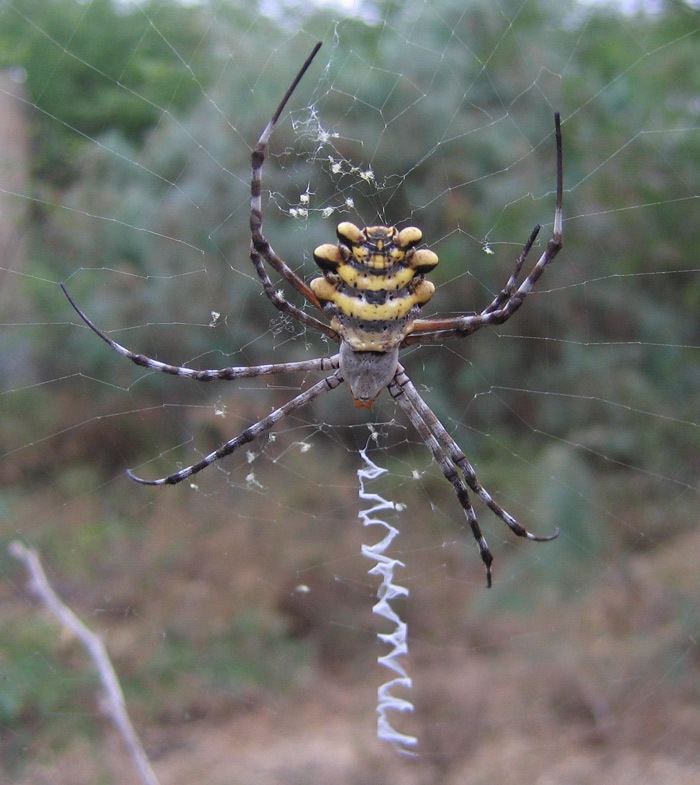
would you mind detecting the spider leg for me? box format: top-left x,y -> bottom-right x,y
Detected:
396,365 -> 558,540
249,42 -> 339,342
248,253 -> 338,341
482,223 -> 541,315
128,371 -> 344,485
387,371 -> 494,586
389,365 -> 558,585
62,283 -> 339,380
403,113 -> 563,346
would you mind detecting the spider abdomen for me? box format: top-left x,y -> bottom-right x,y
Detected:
311,223 -> 438,351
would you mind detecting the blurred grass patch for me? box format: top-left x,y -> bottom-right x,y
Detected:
0,618 -> 98,768
135,608 -> 311,720
476,444 -> 602,612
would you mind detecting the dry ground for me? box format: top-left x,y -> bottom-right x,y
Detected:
4,445 -> 700,785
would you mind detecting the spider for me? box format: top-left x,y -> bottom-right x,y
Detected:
62,42 -> 563,587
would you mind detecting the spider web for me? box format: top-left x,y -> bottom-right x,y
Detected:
1,0 -> 699,782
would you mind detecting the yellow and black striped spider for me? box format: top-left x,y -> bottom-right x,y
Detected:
62,42 -> 564,586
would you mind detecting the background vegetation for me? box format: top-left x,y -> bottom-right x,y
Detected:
0,0 -> 698,783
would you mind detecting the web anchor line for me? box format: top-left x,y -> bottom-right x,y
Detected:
358,445 -> 418,756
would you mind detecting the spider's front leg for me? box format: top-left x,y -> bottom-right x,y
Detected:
483,223 -> 541,315
403,112 -> 563,346
248,42 -> 339,342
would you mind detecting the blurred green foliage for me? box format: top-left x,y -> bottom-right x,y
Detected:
0,618 -> 96,766
0,0 -> 216,184
138,609 -> 311,706
11,0 -> 695,464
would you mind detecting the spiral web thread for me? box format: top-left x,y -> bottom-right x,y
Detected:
358,444 -> 418,756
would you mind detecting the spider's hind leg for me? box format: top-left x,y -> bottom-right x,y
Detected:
388,371 -> 494,586
128,371 -> 344,486
389,365 -> 558,585
398,368 -> 559,542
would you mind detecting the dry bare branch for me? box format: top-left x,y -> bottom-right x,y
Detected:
8,540 -> 161,785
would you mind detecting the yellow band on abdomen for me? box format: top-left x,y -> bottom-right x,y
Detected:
311,278 -> 435,322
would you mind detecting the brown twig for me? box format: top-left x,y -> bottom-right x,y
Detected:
8,540 -> 161,785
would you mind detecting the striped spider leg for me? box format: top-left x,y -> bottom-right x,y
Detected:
403,113 -> 563,346
388,365 -> 558,586
249,42 -> 338,342
127,371 -> 344,485
61,283 -> 338,382
60,282 -> 341,484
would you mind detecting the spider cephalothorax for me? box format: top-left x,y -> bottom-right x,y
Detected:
61,41 -> 564,586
